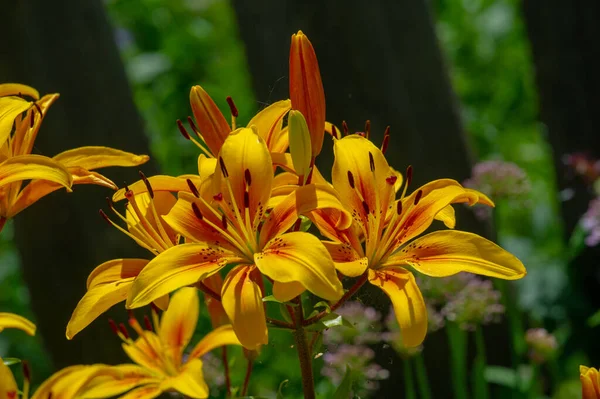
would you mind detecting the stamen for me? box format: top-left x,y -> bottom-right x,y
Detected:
347,171 -> 355,189
221,213 -> 228,230
213,192 -> 223,201
119,323 -> 130,339
187,179 -> 200,198
244,191 -> 250,208
386,175 -> 397,185
357,131 -> 366,137
244,169 -> 252,186
99,209 -> 112,225
177,119 -> 191,140
396,201 -> 403,215
187,116 -> 200,137
219,157 -> 229,178
33,102 -> 42,115
369,152 -> 375,172
362,200 -> 370,215
191,203 -> 203,220
30,111 -> 34,128
139,171 -> 154,198
365,120 -> 371,139
22,360 -> 31,382
342,121 -> 349,136
381,126 -> 390,154
226,96 -> 239,117
414,190 -> 423,205
144,315 -> 153,331
405,165 -> 413,188
108,319 -> 119,336
331,124 -> 340,140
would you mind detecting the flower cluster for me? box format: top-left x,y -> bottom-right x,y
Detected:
582,197 -> 600,247
525,328 -> 558,364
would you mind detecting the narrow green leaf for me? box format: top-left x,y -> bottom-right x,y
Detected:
2,358 -> 21,366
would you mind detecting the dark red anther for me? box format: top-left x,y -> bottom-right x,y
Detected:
22,360 -> 31,382
414,190 -> 423,206
244,169 -> 252,186
191,202 -> 203,220
356,131 -> 365,137
187,116 -> 201,137
347,171 -> 355,189
244,191 -> 250,208
342,121 -> 349,136
30,110 -> 35,128
365,120 -> 371,139
124,182 -> 130,192
386,175 -> 398,185
7,391 -> 16,399
150,303 -> 161,315
405,165 -> 413,188
331,124 -> 340,140
143,315 -> 153,331
33,102 -> 42,115
187,179 -> 200,198
396,200 -> 403,215
226,96 -> 239,117
381,126 -> 390,154
118,323 -> 130,339
213,192 -> 223,201
176,119 -> 191,140
362,200 -> 370,215
219,157 -> 229,178
221,214 -> 228,230
108,319 -> 119,335
99,209 -> 112,225
369,152 -> 375,172
139,171 -> 154,199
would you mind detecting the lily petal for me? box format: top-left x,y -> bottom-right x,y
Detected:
31,364 -> 121,399
188,324 -> 241,358
322,241 -> 369,277
122,332 -> 164,373
161,358 -> 209,399
127,243 -> 233,309
581,366 -> 600,399
221,265 -> 268,350
0,359 -> 18,398
117,385 -> 163,399
0,96 -> 32,144
385,230 -> 527,280
368,268 -> 427,347
87,259 -> 148,290
53,146 -> 149,170
272,280 -> 305,302
0,154 -> 72,189
159,287 -> 199,359
84,365 -> 157,399
0,312 -> 35,335
255,231 -> 344,301
190,85 -> 231,156
0,83 -> 39,99
248,99 -> 291,152
113,175 -> 192,202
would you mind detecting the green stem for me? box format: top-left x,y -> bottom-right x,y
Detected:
447,322 -> 469,399
293,303 -> 315,399
414,354 -> 432,399
472,327 -> 489,399
402,357 -> 417,399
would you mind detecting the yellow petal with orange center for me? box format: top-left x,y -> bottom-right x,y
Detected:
385,230 -> 526,280
190,85 -> 231,157
0,312 -> 36,335
116,385 -> 163,399
581,366 -> 600,399
322,241 -> 369,277
0,83 -> 39,99
159,287 -> 199,359
122,332 -> 165,374
127,243 -> 235,309
222,265 -> 268,350
368,268 -> 427,347
188,324 -> 241,358
0,154 -> 72,189
248,99 -> 291,153
255,231 -> 344,301
290,31 -> 326,157
83,365 -> 158,399
31,365 -> 122,399
0,96 -> 32,144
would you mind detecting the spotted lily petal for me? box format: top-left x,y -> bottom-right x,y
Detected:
188,324 -> 241,358
385,230 -> 526,280
0,312 -> 36,335
190,85 -> 231,156
322,241 -> 369,277
255,231 -> 344,301
83,365 -> 157,399
368,267 -> 427,347
248,99 -> 291,152
0,154 -> 72,189
53,146 -> 149,170
116,385 -> 163,399
127,243 -> 236,309
222,265 -> 267,350
31,364 -> 121,399
159,287 -> 199,363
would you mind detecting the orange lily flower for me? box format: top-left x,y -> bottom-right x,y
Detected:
66,188 -> 179,339
0,84 -> 149,223
83,287 -> 241,399
126,127 -> 349,349
582,365 -> 600,399
309,134 -> 526,347
0,312 -> 35,336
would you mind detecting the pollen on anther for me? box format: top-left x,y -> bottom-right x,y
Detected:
342,121 -> 349,136
396,201 -> 403,215
221,214 -> 228,230
143,315 -> 153,331
365,120 -> 371,139
331,124 -> 340,140
386,175 -> 397,185
381,126 -> 390,154
244,191 -> 250,208
118,323 -> 130,339
22,360 -> 31,381
191,203 -> 203,220
187,116 -> 200,136
30,111 -> 35,128
362,200 -> 370,214
226,96 -> 239,117
244,169 -> 252,186
219,157 -> 229,178
347,171 -> 355,189
176,119 -> 191,140
139,171 -> 154,198
187,179 -> 200,198
414,190 -> 423,205
406,165 -> 413,187
108,319 -> 119,335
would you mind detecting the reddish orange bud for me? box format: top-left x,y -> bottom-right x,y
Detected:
289,31 -> 326,157
189,85 -> 231,157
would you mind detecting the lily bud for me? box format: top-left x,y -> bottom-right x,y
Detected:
289,31 -> 326,157
189,85 -> 231,157
288,110 -> 312,183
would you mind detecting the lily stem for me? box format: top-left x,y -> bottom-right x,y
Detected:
241,358 -> 253,396
196,282 -> 221,301
266,317 -> 294,329
293,302 -> 316,399
222,347 -> 231,397
302,272 -> 368,326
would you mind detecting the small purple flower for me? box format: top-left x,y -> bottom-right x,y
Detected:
582,197 -> 600,247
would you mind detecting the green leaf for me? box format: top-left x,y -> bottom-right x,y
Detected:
305,313 -> 354,332
484,366 -> 517,388
311,333 -> 324,357
313,301 -> 332,311
567,222 -> 587,260
279,303 -> 293,325
276,379 -> 289,399
333,365 -> 353,399
299,215 -> 313,232
2,358 -> 21,366
588,309 -> 600,327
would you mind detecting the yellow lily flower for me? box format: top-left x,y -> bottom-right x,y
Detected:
582,365 -> 600,399
126,127 -> 350,349
0,312 -> 35,336
0,84 -> 149,222
309,134 -> 526,347
66,187 -> 179,339
83,287 -> 241,399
